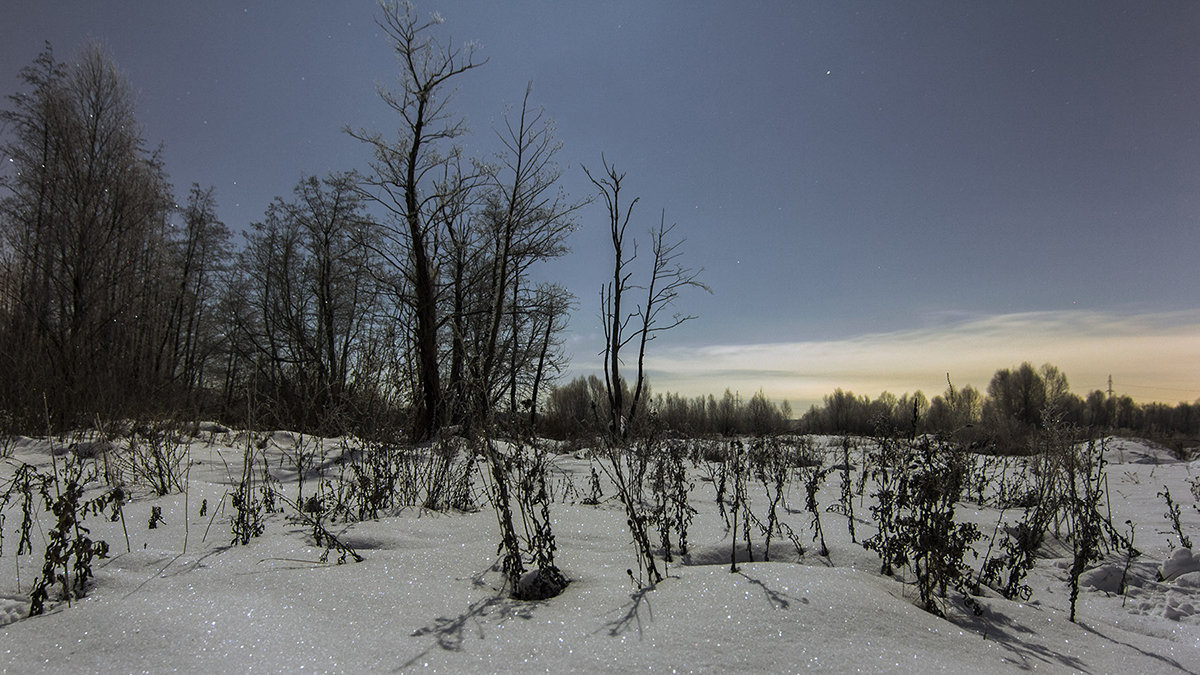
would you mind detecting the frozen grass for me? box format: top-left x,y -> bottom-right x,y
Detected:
0,431 -> 1198,673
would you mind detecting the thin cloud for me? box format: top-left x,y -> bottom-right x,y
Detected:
643,310 -> 1200,408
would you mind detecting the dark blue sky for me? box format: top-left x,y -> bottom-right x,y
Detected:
4,1 -> 1200,405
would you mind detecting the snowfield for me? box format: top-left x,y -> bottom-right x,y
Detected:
1,431 -> 1198,673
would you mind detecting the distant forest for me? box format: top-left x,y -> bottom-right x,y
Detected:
0,40 -> 1191,448
546,362 -> 1200,452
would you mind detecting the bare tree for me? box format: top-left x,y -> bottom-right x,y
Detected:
584,158 -> 707,439
229,173 -> 377,431
437,158 -> 488,428
348,1 -> 485,439
292,173 -> 378,422
159,184 -> 232,398
583,158 -> 637,437
526,283 -> 573,425
626,216 -> 708,431
472,85 -> 582,425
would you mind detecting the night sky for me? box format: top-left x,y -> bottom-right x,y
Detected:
4,1 -> 1200,408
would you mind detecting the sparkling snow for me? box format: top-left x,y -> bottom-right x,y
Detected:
1,432 -> 1198,673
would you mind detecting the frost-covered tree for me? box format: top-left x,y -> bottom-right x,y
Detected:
347,2 -> 484,439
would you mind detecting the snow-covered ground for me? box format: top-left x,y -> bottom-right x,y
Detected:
1,430 -> 1198,673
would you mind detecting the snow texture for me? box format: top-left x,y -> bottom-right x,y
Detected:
1,432 -> 1198,673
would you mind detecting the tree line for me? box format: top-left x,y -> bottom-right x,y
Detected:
796,362 -> 1200,450
541,375 -> 792,439
537,362 -> 1199,452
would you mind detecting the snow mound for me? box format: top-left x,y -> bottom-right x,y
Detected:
1131,586 -> 1200,624
1160,547 -> 1200,581
1081,558 -> 1158,594
263,430 -> 300,449
1112,550 -> 1200,625
0,594 -> 27,627
1102,437 -> 1183,465
1161,591 -> 1198,622
1081,564 -> 1127,594
183,420 -> 231,437
1175,571 -> 1200,589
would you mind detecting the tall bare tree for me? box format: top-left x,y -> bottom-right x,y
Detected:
626,216 -> 708,430
472,85 -> 581,424
585,158 -> 706,439
348,1 -> 484,439
159,184 -> 232,398
584,158 -> 637,437
525,282 -> 573,425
